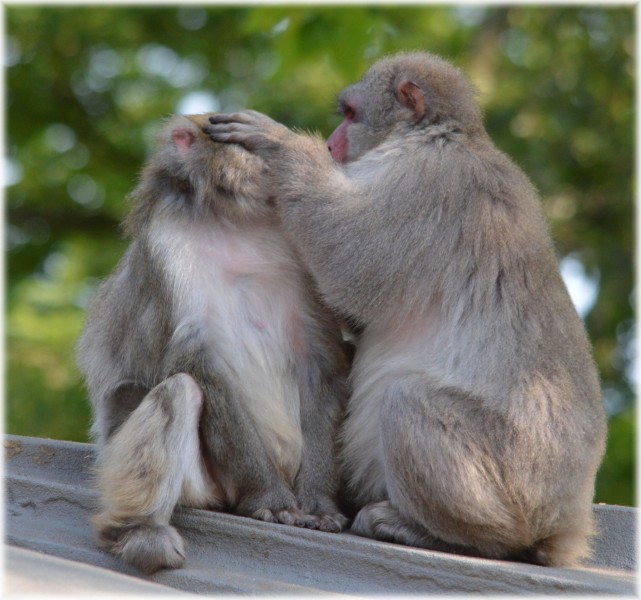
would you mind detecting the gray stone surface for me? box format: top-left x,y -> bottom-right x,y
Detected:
591,503 -> 637,572
6,546 -> 187,595
5,434 -> 637,595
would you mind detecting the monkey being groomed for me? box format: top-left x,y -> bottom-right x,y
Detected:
76,113 -> 349,573
206,52 -> 607,568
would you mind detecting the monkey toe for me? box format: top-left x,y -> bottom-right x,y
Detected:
318,515 -> 343,533
303,516 -> 322,529
251,505 -> 334,530
319,512 -> 349,533
251,508 -> 280,524
274,508 -> 315,528
276,509 -> 300,526
278,509 -> 347,533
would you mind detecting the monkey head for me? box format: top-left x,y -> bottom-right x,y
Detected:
128,113 -> 272,230
327,52 -> 484,163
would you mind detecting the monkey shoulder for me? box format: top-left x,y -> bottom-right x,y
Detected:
436,134 -> 542,216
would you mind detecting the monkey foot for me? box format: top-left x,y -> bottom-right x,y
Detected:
351,501 -> 438,548
251,506 -> 325,530
317,512 -> 349,533
298,495 -> 349,533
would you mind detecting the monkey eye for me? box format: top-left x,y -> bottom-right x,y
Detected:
342,103 -> 357,122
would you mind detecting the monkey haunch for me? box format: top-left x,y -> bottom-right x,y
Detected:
77,113 -> 348,573
206,53 -> 607,567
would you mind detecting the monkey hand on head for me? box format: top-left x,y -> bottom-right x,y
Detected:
206,52 -> 607,569
77,112 -> 349,574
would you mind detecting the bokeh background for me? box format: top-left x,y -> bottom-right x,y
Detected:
6,6 -> 634,505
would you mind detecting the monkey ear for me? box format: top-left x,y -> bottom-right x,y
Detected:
172,128 -> 197,153
396,80 -> 425,123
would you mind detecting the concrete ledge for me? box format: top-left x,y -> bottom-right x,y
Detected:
6,546 -> 186,595
5,435 -> 637,595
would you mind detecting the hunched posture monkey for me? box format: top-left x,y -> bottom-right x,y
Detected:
206,52 -> 607,567
77,113 -> 348,573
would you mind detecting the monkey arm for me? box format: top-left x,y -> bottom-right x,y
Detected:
207,112 -> 441,324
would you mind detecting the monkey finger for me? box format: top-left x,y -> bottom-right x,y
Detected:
204,123 -> 256,143
205,129 -> 255,149
208,110 -> 275,127
204,122 -> 249,136
206,131 -> 240,145
207,129 -> 280,157
208,112 -> 250,125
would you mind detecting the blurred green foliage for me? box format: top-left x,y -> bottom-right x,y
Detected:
6,6 -> 634,505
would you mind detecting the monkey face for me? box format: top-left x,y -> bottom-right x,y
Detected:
327,53 -> 485,165
149,113 -> 273,223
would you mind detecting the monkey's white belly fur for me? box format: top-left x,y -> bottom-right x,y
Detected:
151,217 -> 304,482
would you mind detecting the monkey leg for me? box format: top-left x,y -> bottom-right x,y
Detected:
351,380 -> 538,562
198,378 -> 321,529
294,362 -> 349,533
94,373 -> 213,573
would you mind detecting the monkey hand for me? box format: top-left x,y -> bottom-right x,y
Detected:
205,110 -> 292,159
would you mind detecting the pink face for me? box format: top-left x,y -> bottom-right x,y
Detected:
327,103 -> 356,163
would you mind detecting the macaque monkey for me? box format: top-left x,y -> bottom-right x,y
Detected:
76,113 -> 348,574
205,52 -> 607,567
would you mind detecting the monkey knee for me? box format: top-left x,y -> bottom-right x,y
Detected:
157,372 -> 203,417
107,373 -> 201,440
124,373 -> 202,437
163,372 -> 201,399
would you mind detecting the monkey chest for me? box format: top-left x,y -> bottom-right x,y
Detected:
156,222 -> 306,358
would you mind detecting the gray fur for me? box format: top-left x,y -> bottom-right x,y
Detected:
77,113 -> 349,573
206,52 -> 607,567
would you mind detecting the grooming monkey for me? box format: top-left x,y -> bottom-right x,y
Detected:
76,113 -> 348,574
206,52 -> 607,567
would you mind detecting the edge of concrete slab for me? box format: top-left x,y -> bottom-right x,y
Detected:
5,434 -> 637,595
